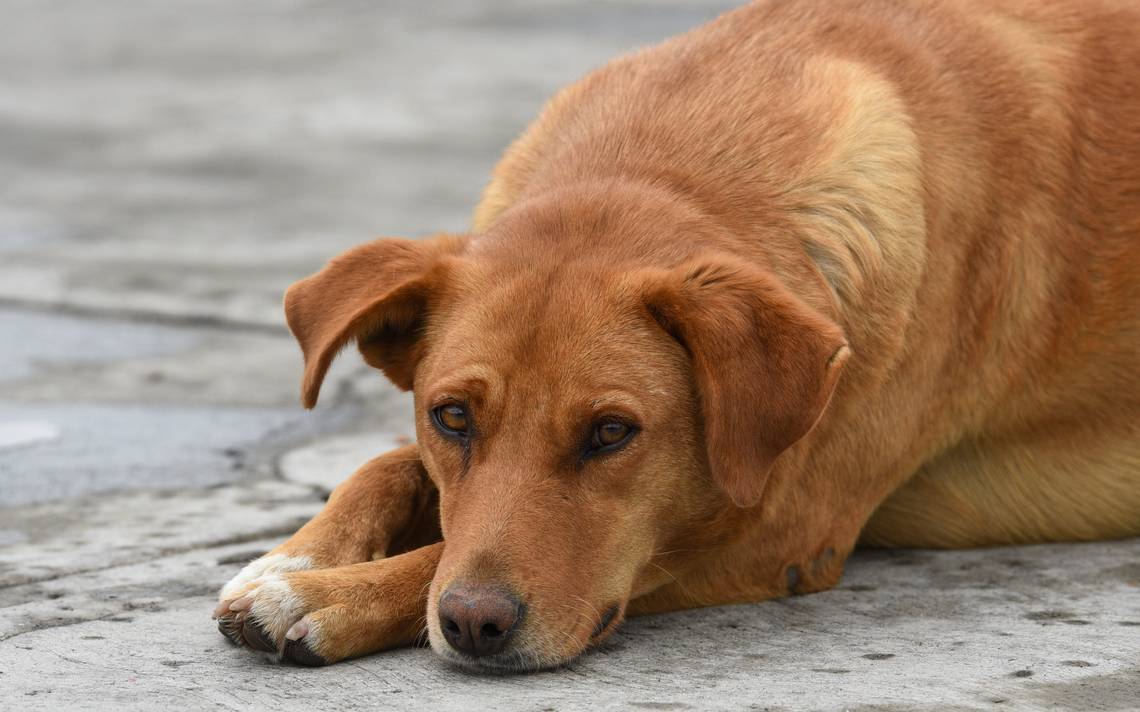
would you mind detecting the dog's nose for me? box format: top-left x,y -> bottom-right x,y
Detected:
438,584 -> 523,657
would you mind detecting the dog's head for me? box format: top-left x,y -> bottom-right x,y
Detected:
284,202 -> 848,671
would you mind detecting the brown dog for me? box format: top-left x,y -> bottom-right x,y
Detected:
214,0 -> 1140,671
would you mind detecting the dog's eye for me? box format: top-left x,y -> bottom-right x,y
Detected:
586,420 -> 636,457
432,404 -> 470,438
595,422 -> 630,446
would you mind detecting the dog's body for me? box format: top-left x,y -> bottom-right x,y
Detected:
215,0 -> 1140,670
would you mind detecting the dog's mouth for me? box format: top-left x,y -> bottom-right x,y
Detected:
434,601 -> 626,673
590,603 -> 622,641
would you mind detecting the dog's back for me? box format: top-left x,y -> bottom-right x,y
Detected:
475,0 -> 1140,547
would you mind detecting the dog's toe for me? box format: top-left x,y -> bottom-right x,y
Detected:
240,616 -> 280,653
283,636 -> 328,667
217,614 -> 244,646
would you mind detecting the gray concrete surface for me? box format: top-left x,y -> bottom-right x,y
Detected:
0,1 -> 1136,710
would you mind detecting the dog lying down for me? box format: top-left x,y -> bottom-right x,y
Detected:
214,0 -> 1140,672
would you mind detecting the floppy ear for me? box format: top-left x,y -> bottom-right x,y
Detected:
283,234 -> 467,408
641,255 -> 850,507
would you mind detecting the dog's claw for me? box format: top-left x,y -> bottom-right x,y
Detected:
229,595 -> 254,612
285,619 -> 309,641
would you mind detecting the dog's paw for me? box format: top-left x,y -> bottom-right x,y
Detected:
214,567 -> 371,667
214,554 -> 315,651
217,571 -> 330,665
213,550 -> 440,666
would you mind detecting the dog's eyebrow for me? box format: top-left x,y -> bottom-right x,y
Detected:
587,390 -> 642,413
425,365 -> 500,405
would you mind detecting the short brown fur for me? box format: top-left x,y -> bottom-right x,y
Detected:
216,0 -> 1140,670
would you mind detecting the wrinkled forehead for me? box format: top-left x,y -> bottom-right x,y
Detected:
420,261 -> 675,407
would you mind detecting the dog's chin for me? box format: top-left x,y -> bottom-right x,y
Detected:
430,644 -> 581,674
425,626 -> 586,674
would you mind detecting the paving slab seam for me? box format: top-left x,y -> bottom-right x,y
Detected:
2,537 -> 289,640
0,297 -> 289,335
0,518 -> 313,590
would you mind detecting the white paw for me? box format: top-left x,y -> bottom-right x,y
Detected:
218,571 -> 326,660
219,553 -> 313,603
244,573 -> 308,645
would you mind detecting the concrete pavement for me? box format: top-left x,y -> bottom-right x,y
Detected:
1,1 -> 1137,710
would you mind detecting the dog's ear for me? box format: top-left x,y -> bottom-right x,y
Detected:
640,255 -> 850,507
284,234 -> 468,408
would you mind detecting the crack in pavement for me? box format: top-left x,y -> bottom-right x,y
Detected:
0,520 -> 311,590
0,609 -> 134,643
1,588 -> 224,643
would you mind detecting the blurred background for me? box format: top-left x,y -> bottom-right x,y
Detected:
0,0 -> 737,328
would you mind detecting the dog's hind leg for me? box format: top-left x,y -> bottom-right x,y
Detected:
215,444 -> 439,645
860,424 -> 1140,548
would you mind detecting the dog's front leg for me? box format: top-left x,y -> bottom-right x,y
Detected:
220,542 -> 443,665
215,444 -> 439,651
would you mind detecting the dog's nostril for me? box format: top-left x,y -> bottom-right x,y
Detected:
480,622 -> 503,639
444,619 -> 460,634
